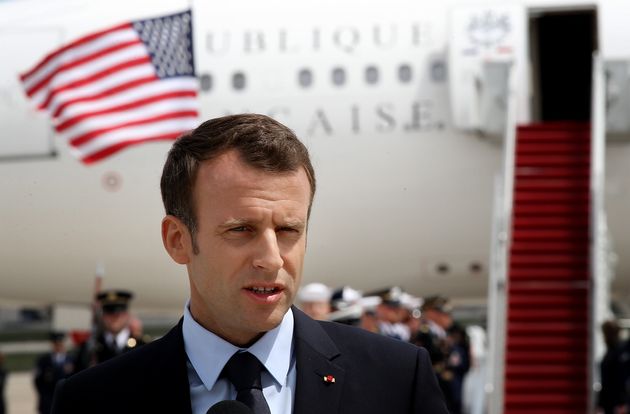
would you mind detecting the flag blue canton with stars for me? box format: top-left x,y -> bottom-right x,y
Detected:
133,10 -> 195,79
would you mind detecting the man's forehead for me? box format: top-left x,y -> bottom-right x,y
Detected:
197,150 -> 309,191
200,150 -> 246,179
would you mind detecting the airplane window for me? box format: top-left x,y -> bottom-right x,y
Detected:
199,73 -> 213,92
298,69 -> 313,88
331,67 -> 346,86
232,72 -> 246,90
469,262 -> 483,274
430,60 -> 447,83
398,64 -> 412,83
436,263 -> 450,274
365,66 -> 379,85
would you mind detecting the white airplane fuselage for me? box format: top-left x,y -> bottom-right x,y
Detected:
1,0 -> 629,315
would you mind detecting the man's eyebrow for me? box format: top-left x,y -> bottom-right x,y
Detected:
217,218 -> 251,230
280,219 -> 306,230
217,218 -> 306,231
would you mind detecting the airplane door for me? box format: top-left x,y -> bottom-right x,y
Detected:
529,8 -> 598,122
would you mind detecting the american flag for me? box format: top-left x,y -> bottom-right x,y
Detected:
20,10 -> 199,164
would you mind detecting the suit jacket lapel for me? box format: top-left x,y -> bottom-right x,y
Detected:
151,311 -> 344,414
292,307 -> 345,414
151,319 -> 192,413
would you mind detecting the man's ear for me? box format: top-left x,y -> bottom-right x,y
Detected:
161,215 -> 193,264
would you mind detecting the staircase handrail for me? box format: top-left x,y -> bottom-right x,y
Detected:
590,51 -> 614,413
486,60 -> 518,414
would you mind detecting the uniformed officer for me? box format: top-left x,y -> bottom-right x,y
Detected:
34,332 -> 75,414
446,323 -> 471,414
329,286 -> 364,326
75,290 -> 147,371
297,282 -> 332,321
412,295 -> 455,410
370,286 -> 411,341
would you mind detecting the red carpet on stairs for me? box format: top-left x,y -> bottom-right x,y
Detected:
505,122 -> 591,413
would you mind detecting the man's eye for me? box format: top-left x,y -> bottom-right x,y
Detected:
230,226 -> 249,232
278,227 -> 299,233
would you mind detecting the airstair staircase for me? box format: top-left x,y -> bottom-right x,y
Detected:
486,55 -> 611,414
503,122 -> 591,413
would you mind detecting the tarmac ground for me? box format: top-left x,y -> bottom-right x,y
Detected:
5,371 -> 36,414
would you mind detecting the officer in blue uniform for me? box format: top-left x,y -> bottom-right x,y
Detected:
34,332 -> 75,414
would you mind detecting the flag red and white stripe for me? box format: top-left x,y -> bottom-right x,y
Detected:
20,10 -> 198,164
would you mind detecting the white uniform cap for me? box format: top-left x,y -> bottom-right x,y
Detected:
298,282 -> 332,303
359,295 -> 382,312
400,293 -> 423,311
334,286 -> 362,304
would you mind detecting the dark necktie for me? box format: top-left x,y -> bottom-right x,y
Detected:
222,352 -> 271,414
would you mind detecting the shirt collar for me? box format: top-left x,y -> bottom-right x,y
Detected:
105,328 -> 130,349
182,301 -> 294,391
427,319 -> 446,338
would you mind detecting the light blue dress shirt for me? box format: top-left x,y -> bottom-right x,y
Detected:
183,303 -> 297,414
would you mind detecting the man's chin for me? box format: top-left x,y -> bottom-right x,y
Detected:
252,306 -> 290,331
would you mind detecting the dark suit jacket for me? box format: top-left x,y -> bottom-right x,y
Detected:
52,307 -> 448,413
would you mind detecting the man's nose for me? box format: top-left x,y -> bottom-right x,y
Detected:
252,229 -> 284,272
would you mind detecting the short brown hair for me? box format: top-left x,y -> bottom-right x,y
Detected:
160,114 -> 316,251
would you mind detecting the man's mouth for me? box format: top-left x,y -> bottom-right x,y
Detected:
247,286 -> 280,294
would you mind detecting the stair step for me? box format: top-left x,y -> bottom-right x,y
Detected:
517,125 -> 591,136
509,268 -> 589,280
517,135 -> 591,145
509,284 -> 589,295
505,409 -> 587,414
513,207 -> 589,217
516,142 -> 591,154
513,192 -> 589,203
515,166 -> 590,178
504,393 -> 587,403
516,155 -> 591,167
509,264 -> 589,278
505,363 -> 587,375
512,216 -> 589,228
508,295 -> 587,307
507,336 -> 588,349
503,409 -> 585,414
514,178 -> 589,192
513,203 -> 590,215
506,350 -> 587,364
511,241 -> 588,254
510,253 -> 588,263
518,121 -> 590,131
517,133 -> 590,143
504,395 -> 588,406
505,405 -> 588,413
512,229 -> 588,240
510,255 -> 588,267
508,322 -> 587,336
517,128 -> 590,137
511,285 -> 590,295
505,377 -> 587,391
508,308 -> 589,322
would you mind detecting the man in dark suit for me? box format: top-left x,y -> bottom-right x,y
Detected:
52,114 -> 447,414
